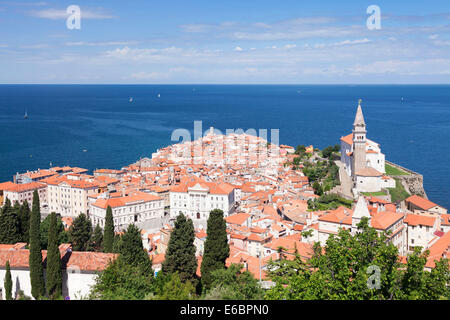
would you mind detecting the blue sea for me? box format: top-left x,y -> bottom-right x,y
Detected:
0,85 -> 448,209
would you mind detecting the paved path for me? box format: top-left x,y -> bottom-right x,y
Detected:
334,160 -> 354,199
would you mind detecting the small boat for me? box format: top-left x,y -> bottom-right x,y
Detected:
157,93 -> 161,98
24,110 -> 28,119
129,97 -> 133,102
83,149 -> 87,152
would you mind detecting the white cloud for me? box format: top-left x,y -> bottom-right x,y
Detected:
234,46 -> 243,51
313,38 -> 371,48
348,59 -> 450,75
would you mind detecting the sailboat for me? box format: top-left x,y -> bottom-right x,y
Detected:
157,93 -> 161,98
24,110 -> 28,119
129,97 -> 133,102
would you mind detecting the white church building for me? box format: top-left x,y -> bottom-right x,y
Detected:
340,100 -> 395,194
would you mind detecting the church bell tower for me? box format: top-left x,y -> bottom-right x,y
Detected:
352,99 -> 367,179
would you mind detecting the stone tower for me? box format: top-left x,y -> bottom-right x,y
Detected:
352,99 -> 367,179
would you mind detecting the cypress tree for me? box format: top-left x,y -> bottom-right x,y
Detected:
29,190 -> 45,299
162,213 -> 197,283
69,213 -> 92,251
5,260 -> 12,300
46,212 -> 62,299
103,206 -> 114,253
18,200 -> 31,243
40,213 -> 68,250
91,224 -> 103,251
118,224 -> 153,277
0,198 -> 21,244
200,209 -> 230,290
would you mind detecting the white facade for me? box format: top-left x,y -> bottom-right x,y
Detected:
3,183 -> 47,209
89,193 -> 165,231
47,181 -> 99,217
169,182 -> 235,227
404,214 -> 440,253
355,174 -> 382,193
341,136 -> 386,178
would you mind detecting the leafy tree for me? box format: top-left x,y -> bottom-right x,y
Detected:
265,217 -> 450,300
312,181 -> 323,196
68,213 -> 92,251
46,212 -> 62,299
200,209 -> 230,290
5,260 -> 12,300
117,224 -> 153,277
205,263 -> 264,300
152,272 -> 195,300
29,190 -> 45,299
90,224 -> 154,300
103,206 -> 114,253
18,200 -> 31,243
295,145 -> 306,155
0,198 -> 21,244
40,213 -> 69,249
162,213 -> 197,283
89,258 -> 152,300
308,193 -> 352,211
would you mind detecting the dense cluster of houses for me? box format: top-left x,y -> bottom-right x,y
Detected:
0,105 -> 448,299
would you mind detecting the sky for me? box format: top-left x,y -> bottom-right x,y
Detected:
0,0 -> 449,84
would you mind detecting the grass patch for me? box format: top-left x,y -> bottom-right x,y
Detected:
387,178 -> 410,202
385,163 -> 409,176
361,191 -> 387,197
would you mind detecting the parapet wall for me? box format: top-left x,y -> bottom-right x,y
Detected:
386,160 -> 428,199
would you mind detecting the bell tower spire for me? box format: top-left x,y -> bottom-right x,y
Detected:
352,99 -> 367,179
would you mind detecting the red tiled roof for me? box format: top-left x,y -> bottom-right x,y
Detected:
404,214 -> 436,227
406,195 -> 441,211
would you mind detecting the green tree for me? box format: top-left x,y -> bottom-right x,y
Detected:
200,209 -> 230,290
91,224 -> 103,251
18,200 -> 31,243
205,263 -> 264,300
46,212 -> 62,299
153,272 -> 195,300
312,181 -> 323,196
0,198 -> 21,244
103,206 -> 115,253
162,213 -> 197,283
265,217 -> 450,300
5,260 -> 13,300
40,213 -> 69,249
68,213 -> 92,251
90,224 -> 154,300
89,257 -> 152,300
29,190 -> 45,299
118,224 -> 153,277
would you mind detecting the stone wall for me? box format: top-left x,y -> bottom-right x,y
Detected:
386,160 -> 428,199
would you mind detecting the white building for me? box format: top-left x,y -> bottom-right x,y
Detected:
340,101 -> 393,194
318,196 -> 406,254
404,213 -> 440,253
44,175 -> 100,218
2,182 -> 47,208
0,243 -> 116,300
89,191 -> 164,231
354,167 -> 395,193
169,177 -> 235,228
